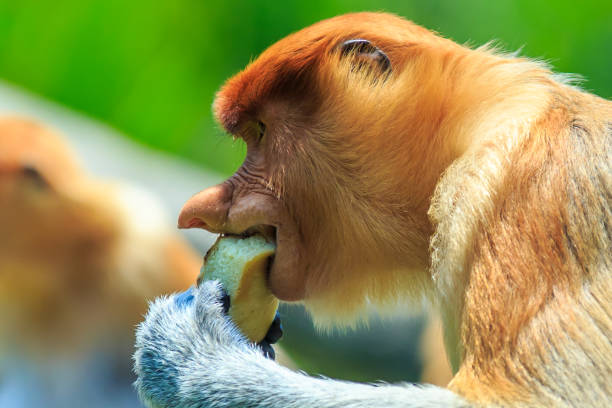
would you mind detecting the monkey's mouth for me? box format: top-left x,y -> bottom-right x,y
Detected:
198,225 -> 277,287
226,224 -> 278,277
236,224 -> 277,243
236,222 -> 305,301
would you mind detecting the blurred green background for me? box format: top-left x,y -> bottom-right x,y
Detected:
0,0 -> 610,176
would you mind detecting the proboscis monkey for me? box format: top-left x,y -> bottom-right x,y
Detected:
134,12 -> 611,407
0,117 -> 199,407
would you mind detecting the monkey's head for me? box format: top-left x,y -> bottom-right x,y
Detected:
179,13 -> 485,323
0,118 -> 120,346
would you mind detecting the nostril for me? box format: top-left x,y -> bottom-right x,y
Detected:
179,217 -> 208,230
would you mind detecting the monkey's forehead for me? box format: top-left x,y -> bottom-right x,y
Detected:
0,116 -> 82,182
212,12 -> 444,134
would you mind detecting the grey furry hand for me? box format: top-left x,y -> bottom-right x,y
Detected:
133,281 -> 254,408
133,281 -> 464,408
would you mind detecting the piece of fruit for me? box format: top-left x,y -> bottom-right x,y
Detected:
198,234 -> 277,343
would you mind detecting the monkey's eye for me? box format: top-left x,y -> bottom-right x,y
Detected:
256,121 -> 266,141
21,165 -> 49,190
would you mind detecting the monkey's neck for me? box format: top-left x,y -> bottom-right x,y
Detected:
425,52 -> 558,371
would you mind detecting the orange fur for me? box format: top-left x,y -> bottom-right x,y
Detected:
447,94 -> 612,405
181,12 -> 611,406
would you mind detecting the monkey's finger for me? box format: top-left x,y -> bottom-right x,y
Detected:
176,286 -> 230,313
257,340 -> 276,360
193,280 -> 232,325
174,286 -> 195,308
264,312 -> 283,344
220,288 -> 230,314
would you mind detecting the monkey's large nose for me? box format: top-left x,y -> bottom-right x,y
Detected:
178,183 -> 232,231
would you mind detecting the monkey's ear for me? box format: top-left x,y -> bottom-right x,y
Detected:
337,39 -> 391,74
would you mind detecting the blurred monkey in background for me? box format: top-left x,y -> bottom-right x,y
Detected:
0,117 -> 199,407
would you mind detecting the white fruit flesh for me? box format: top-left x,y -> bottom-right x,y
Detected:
199,235 -> 277,342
